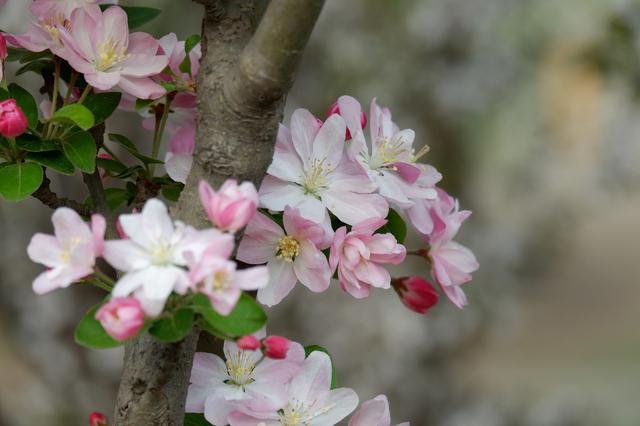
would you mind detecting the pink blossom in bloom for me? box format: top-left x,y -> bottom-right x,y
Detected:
327,99 -> 367,140
186,332 -> 305,426
59,6 -> 168,99
27,208 -> 105,295
95,297 -> 145,341
0,99 -> 28,138
103,198 -> 228,316
348,395 -> 409,426
259,108 -> 388,225
236,335 -> 260,351
261,335 -> 289,359
425,190 -> 479,308
164,125 -> 195,184
228,351 -> 359,426
157,32 -> 201,96
199,179 -> 259,233
237,207 -> 332,306
89,411 -> 108,426
330,218 -> 406,299
187,245 -> 268,315
391,276 -> 439,314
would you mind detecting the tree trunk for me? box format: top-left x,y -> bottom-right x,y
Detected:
112,1 -> 324,424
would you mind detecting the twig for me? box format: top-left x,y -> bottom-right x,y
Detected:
31,174 -> 92,218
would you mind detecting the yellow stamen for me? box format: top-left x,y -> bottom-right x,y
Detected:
276,236 -> 300,262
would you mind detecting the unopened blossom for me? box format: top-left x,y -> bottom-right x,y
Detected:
0,32 -> 7,81
237,207 -> 332,306
27,208 -> 105,295
0,99 -> 28,138
89,411 -> 108,426
103,198 -> 228,316
59,6 -> 168,99
236,335 -> 260,351
188,244 -> 268,315
330,218 -> 406,299
261,335 -> 289,359
259,108 -> 388,225
199,179 -> 259,233
228,351 -> 359,426
391,276 -> 439,314
186,332 -> 305,426
95,297 -> 145,341
164,125 -> 195,184
157,32 -> 201,97
349,395 -> 409,426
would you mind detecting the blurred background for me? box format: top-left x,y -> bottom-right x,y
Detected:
1,0 -> 640,425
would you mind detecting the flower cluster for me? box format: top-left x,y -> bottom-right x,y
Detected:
239,96 -> 478,311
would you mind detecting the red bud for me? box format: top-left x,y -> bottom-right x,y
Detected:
261,335 -> 289,359
237,335 -> 261,351
392,276 -> 439,314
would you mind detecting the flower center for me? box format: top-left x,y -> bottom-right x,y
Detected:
276,236 -> 299,262
60,236 -> 83,263
210,271 -> 229,293
301,158 -> 330,196
372,137 -> 430,169
149,241 -> 173,265
277,399 -> 337,425
95,38 -> 129,72
224,350 -> 256,388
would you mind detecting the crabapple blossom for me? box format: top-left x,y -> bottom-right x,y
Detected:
259,108 -> 388,225
0,99 -> 28,138
27,208 -> 105,295
186,332 -> 305,426
95,297 -> 145,341
164,125 -> 195,184
261,335 -> 289,359
391,276 -> 439,314
103,198 -> 228,316
157,32 -> 201,98
89,412 -> 108,426
237,207 -> 332,306
348,395 -> 409,426
330,218 -> 406,299
59,6 -> 168,99
227,351 -> 359,426
198,179 -> 259,233
236,335 -> 261,351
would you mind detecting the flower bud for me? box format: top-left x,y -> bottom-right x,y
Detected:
261,335 -> 289,359
237,335 -> 261,351
89,412 -> 108,426
198,179 -> 259,233
327,101 -> 367,140
392,276 -> 439,314
0,32 -> 7,62
95,298 -> 145,341
0,99 -> 28,138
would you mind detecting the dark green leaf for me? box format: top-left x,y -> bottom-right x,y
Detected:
185,34 -> 201,53
0,162 -> 43,201
97,157 -> 127,174
184,414 -> 209,426
19,50 -> 51,64
26,151 -> 75,175
135,98 -> 154,111
62,131 -> 96,173
0,88 -> 8,101
15,134 -> 59,152
162,183 -> 184,201
379,208 -> 407,244
109,133 -> 163,165
112,165 -> 144,179
6,47 -> 26,62
74,303 -> 124,349
84,92 -> 122,124
304,345 -> 338,389
193,294 -> 267,338
8,83 -> 39,128
149,309 -> 194,343
16,59 -> 54,76
99,5 -> 162,29
52,104 -> 95,130
105,187 -> 129,211
179,55 -> 192,75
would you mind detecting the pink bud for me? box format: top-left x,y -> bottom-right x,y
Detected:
326,101 -> 367,140
261,335 -> 289,359
237,335 -> 261,351
89,412 -> 108,426
392,276 -> 439,314
95,298 -> 145,341
0,33 -> 7,61
198,179 -> 259,233
0,99 -> 28,138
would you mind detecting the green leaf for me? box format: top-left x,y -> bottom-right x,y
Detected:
162,182 -> 184,201
52,104 -> 95,130
149,308 -> 194,343
8,83 -> 39,129
74,303 -> 124,349
0,162 -> 43,201
112,165 -> 145,179
379,208 -> 408,244
26,151 -> 75,175
100,5 -> 161,29
105,187 -> 129,211
184,414 -> 209,426
84,92 -> 122,124
62,131 -> 96,173
16,59 -> 54,76
185,34 -> 201,53
97,157 -> 127,175
179,55 -> 192,75
304,345 -> 338,389
15,134 -> 59,152
0,88 -> 8,101
109,133 -> 163,165
135,98 -> 154,111
193,294 -> 267,338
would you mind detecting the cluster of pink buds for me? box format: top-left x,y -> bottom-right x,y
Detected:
236,334 -> 290,359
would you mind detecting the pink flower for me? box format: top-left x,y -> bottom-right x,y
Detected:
0,32 -> 7,81
95,297 -> 145,341
259,108 -> 388,225
228,351 -> 359,426
330,218 -> 406,299
89,411 -> 108,426
186,332 -> 306,426
187,245 -> 268,315
103,199 -> 229,316
199,179 -> 259,233
27,208 -> 105,295
31,0 -> 113,21
348,395 -> 409,426
157,32 -> 201,94
391,276 -> 439,314
59,6 -> 168,99
261,335 -> 289,359
0,99 -> 29,138
236,335 -> 260,351
327,98 -> 367,140
237,207 -> 332,306
164,125 -> 195,184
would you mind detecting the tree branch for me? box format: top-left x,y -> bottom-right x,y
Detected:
31,174 -> 91,218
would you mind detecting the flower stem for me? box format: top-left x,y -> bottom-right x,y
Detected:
149,97 -> 172,176
44,58 -> 62,139
63,72 -> 78,105
94,269 -> 116,287
77,85 -> 92,104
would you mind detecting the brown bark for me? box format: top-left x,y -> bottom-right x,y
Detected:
112,1 -> 324,424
